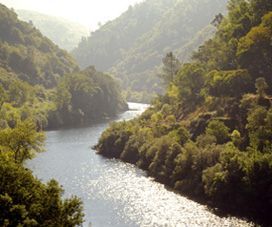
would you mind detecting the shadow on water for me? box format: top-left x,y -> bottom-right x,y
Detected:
45,102 -> 149,132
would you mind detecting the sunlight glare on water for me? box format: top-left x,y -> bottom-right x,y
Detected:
27,103 -> 252,227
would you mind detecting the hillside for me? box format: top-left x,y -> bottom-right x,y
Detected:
0,4 -> 129,225
0,3 -> 127,129
0,5 -> 78,88
17,10 -> 89,51
96,0 -> 272,225
73,0 -> 228,102
0,4 -> 85,225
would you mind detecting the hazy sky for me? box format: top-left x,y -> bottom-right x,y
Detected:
1,0 -> 142,30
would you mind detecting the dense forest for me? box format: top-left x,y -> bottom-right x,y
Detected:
73,0 -> 228,102
0,5 -> 78,88
1,0 -> 272,225
95,0 -> 272,225
0,3 -> 127,129
17,10 -> 89,51
0,3 -> 127,225
48,66 -> 127,129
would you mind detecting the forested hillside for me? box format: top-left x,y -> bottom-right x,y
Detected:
48,66 -> 127,129
0,5 -> 78,87
0,3 -> 127,130
17,10 -> 89,51
0,4 -> 127,224
73,0 -> 228,102
96,0 -> 272,225
0,4 -> 85,225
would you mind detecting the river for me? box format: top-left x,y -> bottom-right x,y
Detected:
27,103 -> 252,227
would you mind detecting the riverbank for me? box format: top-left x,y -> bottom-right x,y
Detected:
95,147 -> 258,226
95,104 -> 268,227
26,103 -> 251,227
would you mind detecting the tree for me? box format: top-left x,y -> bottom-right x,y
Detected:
0,157 -> 84,226
246,106 -> 272,152
206,120 -> 230,144
231,130 -> 242,147
206,69 -> 252,97
251,0 -> 272,25
159,52 -> 181,84
255,77 -> 268,98
237,13 -> 272,86
175,63 -> 205,108
211,13 -> 224,27
0,120 -> 45,163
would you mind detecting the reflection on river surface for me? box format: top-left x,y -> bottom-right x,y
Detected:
27,103 -> 252,227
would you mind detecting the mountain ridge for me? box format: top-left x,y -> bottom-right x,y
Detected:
16,9 -> 89,51
73,0 -> 228,102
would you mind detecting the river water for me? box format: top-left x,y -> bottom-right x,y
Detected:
27,103 -> 252,227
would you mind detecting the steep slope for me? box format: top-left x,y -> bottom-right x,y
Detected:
96,0 -> 272,225
0,3 -> 127,129
73,0 -> 227,101
73,0 -> 177,70
17,10 -> 89,51
0,4 -> 127,226
0,5 -> 86,225
0,4 -> 78,88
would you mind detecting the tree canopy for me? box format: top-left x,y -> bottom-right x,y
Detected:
95,0 -> 272,225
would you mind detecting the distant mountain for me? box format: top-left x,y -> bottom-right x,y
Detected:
17,10 -> 89,51
73,0 -> 228,102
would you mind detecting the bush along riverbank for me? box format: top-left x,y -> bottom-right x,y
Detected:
95,1 -> 272,226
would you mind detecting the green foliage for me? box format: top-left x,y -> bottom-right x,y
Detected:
231,130 -> 242,147
0,4 -> 78,88
148,136 -> 182,183
0,4 -> 127,130
0,68 -> 55,129
0,120 -> 45,163
237,12 -> 272,89
206,120 -> 230,144
95,121 -> 133,158
246,106 -> 272,152
0,4 -> 132,225
95,0 -> 272,224
202,145 -> 247,205
175,63 -> 205,109
48,67 -> 127,128
255,77 -> 268,97
173,142 -> 222,196
203,146 -> 272,219
0,157 -> 84,226
206,69 -> 252,97
250,0 -> 272,25
0,67 -> 84,225
159,52 -> 181,85
73,0 -> 228,102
